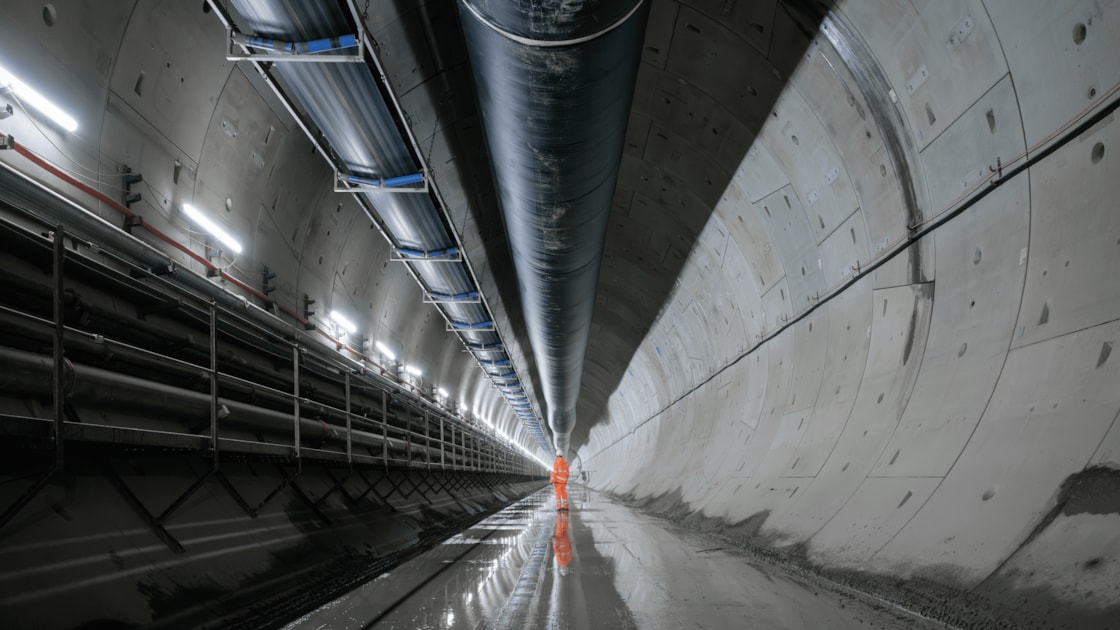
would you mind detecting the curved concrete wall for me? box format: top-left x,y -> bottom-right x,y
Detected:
581,0 -> 1120,622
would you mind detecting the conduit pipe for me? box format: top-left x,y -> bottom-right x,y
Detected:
0,134 -> 538,469
0,157 -> 460,430
457,0 -> 649,453
0,345 -> 487,463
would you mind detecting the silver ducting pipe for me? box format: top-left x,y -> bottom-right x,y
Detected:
0,345 -> 466,461
457,0 -> 649,453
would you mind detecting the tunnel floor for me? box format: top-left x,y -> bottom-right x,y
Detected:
283,487 -> 936,629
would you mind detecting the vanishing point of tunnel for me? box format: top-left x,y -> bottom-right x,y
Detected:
0,0 -> 1118,628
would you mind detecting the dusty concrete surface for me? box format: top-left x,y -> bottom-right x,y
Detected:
615,468 -> 1120,630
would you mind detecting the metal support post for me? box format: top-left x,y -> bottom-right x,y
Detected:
52,225 -> 65,469
439,416 -> 445,469
381,390 -> 388,468
292,345 -> 301,465
209,302 -> 219,469
345,371 -> 352,466
424,412 -> 431,470
405,409 -> 412,466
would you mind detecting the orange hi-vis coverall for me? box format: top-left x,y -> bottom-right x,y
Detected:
553,510 -> 571,570
551,455 -> 569,510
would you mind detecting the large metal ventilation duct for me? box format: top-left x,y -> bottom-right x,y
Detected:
458,0 -> 649,454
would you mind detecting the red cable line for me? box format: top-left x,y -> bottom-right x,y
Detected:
7,140 -> 393,366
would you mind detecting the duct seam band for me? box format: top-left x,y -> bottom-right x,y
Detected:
459,0 -> 646,48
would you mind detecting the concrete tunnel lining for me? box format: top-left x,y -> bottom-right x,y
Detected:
0,0 -> 1117,627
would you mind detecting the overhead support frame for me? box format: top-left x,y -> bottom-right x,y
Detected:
333,168 -> 429,194
392,247 -> 462,263
424,290 -> 481,304
225,28 -> 366,64
447,320 -> 495,332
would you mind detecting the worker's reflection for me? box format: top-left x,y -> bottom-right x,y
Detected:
553,509 -> 572,577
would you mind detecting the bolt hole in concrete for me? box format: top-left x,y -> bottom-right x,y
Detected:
974,247 -> 982,264
1089,86 -> 1098,99
225,196 -> 233,212
1074,22 -> 1087,44
792,134 -> 799,146
982,487 -> 997,501
42,4 -> 56,26
1092,142 -> 1105,164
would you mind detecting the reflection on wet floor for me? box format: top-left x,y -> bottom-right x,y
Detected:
286,486 -> 926,629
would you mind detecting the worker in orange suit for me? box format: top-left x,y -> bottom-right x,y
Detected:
550,451 -> 569,511
553,508 -> 571,576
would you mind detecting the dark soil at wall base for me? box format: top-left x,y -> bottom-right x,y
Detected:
613,466 -> 1120,630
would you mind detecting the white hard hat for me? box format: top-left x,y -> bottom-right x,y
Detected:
556,450 -> 563,457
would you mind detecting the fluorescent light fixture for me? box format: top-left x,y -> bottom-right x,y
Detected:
0,64 -> 78,132
329,310 -> 357,335
374,341 -> 396,361
182,203 -> 243,254
404,364 -> 422,377
437,387 -> 448,398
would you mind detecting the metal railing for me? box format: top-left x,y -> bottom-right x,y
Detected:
0,218 -> 538,477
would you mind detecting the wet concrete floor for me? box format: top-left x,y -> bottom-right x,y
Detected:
285,487 -> 932,629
